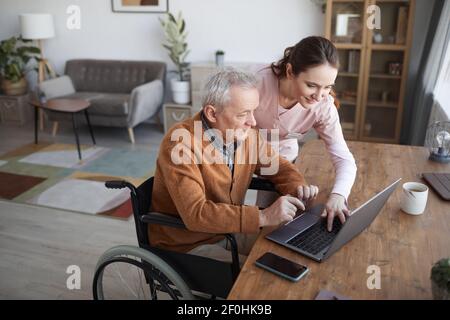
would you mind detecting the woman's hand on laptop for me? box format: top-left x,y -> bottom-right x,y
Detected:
321,193 -> 351,232
297,185 -> 319,202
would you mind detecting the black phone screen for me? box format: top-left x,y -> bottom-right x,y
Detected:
256,252 -> 307,278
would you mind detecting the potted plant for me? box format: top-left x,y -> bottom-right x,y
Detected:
160,11 -> 191,104
430,258 -> 450,300
0,36 -> 40,96
215,50 -> 225,67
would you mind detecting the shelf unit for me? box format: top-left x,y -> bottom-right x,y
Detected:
325,0 -> 415,143
0,93 -> 32,126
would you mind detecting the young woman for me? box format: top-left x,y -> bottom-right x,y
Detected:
254,36 -> 357,231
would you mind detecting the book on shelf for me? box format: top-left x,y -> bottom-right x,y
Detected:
347,50 -> 359,73
395,6 -> 408,44
342,90 -> 357,101
364,123 -> 372,136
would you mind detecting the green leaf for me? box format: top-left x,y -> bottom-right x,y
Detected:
180,50 -> 190,63
162,44 -> 172,51
12,63 -> 22,77
19,46 -> 40,54
167,22 -> 178,41
180,19 -> 185,34
168,12 -> 176,24
169,53 -> 178,66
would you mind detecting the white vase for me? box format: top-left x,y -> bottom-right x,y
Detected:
171,79 -> 191,104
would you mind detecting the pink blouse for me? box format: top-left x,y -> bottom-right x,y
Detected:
254,66 -> 357,199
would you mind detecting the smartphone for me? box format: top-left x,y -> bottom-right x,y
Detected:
255,252 -> 309,282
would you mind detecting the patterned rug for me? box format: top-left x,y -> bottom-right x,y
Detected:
0,142 -> 158,219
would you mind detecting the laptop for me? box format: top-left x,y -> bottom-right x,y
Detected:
266,178 -> 401,262
422,172 -> 450,200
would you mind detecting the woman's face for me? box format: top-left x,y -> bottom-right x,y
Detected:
287,63 -> 338,108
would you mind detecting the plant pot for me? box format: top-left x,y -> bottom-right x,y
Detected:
215,54 -> 225,67
432,281 -> 450,300
1,77 -> 28,96
171,79 -> 191,104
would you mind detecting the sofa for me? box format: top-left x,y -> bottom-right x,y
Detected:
39,59 -> 166,143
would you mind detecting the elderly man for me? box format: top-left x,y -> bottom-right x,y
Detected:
149,68 -> 319,262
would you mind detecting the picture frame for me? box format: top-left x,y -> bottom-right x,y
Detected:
111,0 -> 169,13
334,13 -> 361,43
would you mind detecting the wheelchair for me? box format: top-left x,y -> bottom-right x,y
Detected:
92,176 -> 275,300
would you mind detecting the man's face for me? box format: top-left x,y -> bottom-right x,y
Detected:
213,86 -> 259,142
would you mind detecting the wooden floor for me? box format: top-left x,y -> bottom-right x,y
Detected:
0,200 -> 136,299
0,120 -> 260,299
0,121 -> 164,299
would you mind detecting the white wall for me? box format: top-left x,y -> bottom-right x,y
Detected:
0,0 -> 324,76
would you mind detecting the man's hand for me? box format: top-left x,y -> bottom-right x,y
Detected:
297,185 -> 319,203
259,196 -> 305,227
321,193 -> 351,232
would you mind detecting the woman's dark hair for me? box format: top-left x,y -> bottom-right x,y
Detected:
271,36 -> 339,78
271,36 -> 340,108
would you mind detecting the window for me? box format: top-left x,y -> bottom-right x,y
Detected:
433,40 -> 450,118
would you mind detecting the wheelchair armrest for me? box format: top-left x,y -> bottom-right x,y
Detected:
105,180 -> 137,195
249,177 -> 277,192
223,233 -> 240,280
141,212 -> 187,229
141,212 -> 241,279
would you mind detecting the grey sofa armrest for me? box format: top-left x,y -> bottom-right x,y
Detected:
128,79 -> 163,128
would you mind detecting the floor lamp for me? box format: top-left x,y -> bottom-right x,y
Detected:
20,13 -> 56,131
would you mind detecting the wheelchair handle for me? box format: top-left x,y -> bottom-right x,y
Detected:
105,180 -> 128,189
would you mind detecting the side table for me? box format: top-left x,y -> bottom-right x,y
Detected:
29,99 -> 96,160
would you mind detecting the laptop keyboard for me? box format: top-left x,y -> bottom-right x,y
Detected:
422,173 -> 450,200
287,219 -> 343,255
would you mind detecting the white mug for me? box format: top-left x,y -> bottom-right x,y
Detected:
400,182 -> 429,215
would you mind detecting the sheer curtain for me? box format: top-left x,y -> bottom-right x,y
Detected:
433,40 -> 450,117
402,0 -> 450,145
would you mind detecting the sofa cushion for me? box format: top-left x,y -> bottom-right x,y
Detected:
39,76 -> 75,99
59,91 -> 104,102
60,92 -> 130,116
88,93 -> 130,116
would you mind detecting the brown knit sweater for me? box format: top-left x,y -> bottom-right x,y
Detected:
148,112 -> 307,252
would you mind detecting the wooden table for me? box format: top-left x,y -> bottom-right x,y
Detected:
29,99 -> 96,160
228,140 -> 450,300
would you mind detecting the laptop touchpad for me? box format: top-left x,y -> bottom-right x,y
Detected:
288,210 -> 320,230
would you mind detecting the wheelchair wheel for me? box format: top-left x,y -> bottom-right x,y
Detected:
93,245 -> 194,300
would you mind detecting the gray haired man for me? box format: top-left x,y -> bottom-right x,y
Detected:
149,68 -> 318,263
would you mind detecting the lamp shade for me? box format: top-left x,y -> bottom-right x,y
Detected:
20,13 -> 55,40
